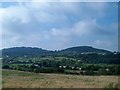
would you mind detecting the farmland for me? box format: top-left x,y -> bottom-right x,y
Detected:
2,47 -> 120,88
2,69 -> 120,88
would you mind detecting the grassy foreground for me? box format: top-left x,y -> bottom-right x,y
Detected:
2,69 -> 119,88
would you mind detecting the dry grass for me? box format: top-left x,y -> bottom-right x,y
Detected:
2,69 -> 119,88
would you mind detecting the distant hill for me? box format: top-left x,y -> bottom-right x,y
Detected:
2,46 -> 112,57
2,46 -> 119,64
2,47 -> 53,57
59,46 -> 111,55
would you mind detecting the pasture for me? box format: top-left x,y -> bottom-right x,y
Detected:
2,69 -> 119,88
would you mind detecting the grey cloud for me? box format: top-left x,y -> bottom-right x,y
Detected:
1,2 -> 117,51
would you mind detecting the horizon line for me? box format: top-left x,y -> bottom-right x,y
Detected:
1,45 -> 117,52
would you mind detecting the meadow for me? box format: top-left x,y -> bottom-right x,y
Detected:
2,69 -> 119,88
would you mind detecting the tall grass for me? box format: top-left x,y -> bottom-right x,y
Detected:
104,82 -> 120,90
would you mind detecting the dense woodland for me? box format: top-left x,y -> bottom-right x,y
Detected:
1,46 -> 120,75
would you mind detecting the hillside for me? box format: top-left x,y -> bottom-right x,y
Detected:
59,46 -> 111,55
2,47 -> 53,57
2,46 -> 120,75
2,46 -> 119,65
2,46 -> 112,57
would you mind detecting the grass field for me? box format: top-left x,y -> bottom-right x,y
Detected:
2,69 -> 120,88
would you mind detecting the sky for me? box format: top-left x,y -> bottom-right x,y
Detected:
0,0 -> 119,51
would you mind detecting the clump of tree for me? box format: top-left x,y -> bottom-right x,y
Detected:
2,63 -> 120,75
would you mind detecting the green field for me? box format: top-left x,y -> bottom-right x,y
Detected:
2,69 -> 120,88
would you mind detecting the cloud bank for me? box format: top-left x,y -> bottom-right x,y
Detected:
0,2 -> 118,51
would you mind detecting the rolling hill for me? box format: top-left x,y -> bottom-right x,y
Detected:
2,46 -> 112,57
59,46 -> 111,55
2,47 -> 53,57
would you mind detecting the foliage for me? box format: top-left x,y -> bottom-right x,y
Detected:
2,46 -> 120,75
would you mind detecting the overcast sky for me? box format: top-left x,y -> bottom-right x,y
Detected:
0,1 -> 118,51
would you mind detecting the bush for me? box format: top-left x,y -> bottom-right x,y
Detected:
104,82 -> 120,90
2,65 -> 10,69
84,70 -> 95,75
34,67 -> 64,73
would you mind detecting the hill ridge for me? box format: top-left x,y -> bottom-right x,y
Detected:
2,46 -> 112,57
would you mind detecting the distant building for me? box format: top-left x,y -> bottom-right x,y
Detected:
79,68 -> 82,70
72,67 -> 74,69
63,66 -> 66,68
106,68 -> 109,71
34,64 -> 39,67
59,66 -> 62,68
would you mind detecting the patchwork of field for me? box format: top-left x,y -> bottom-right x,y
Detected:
2,69 -> 119,88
